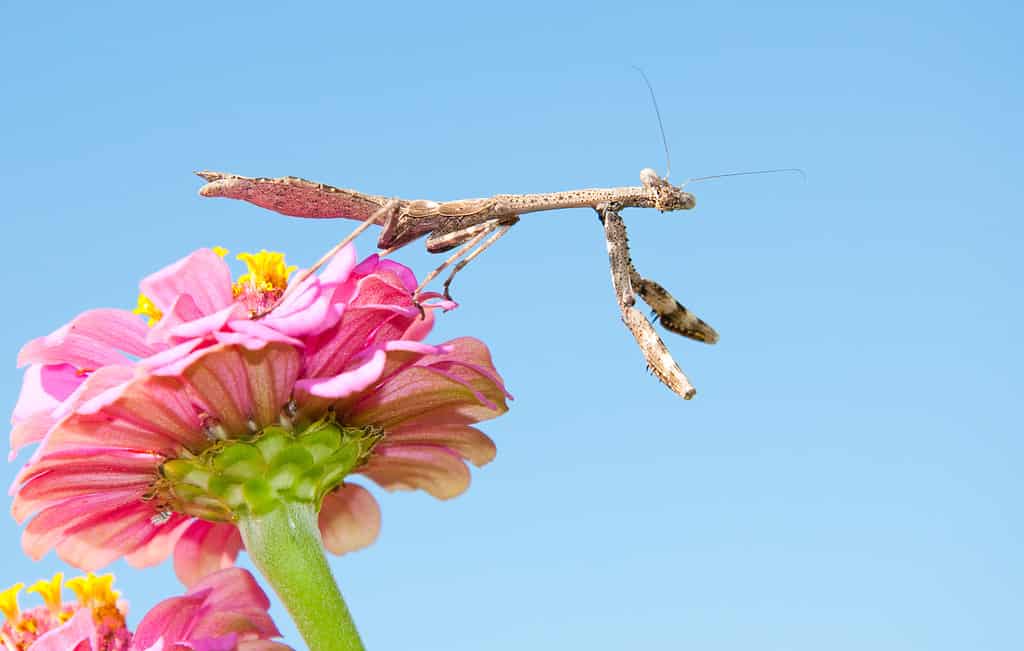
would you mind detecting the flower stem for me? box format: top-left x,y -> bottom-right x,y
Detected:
238,501 -> 365,651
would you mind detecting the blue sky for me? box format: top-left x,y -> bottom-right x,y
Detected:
1,1 -> 1021,649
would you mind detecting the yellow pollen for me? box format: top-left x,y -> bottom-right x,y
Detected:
212,245 -> 229,258
65,574 -> 119,611
233,250 -> 296,297
133,293 -> 163,327
0,582 -> 23,623
26,573 -> 63,615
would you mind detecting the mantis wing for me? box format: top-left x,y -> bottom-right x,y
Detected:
196,171 -> 391,221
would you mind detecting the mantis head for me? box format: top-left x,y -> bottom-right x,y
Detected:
640,167 -> 696,212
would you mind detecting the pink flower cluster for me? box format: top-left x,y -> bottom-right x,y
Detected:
11,246 -> 509,585
1,568 -> 287,651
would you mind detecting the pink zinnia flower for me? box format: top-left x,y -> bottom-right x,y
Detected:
0,567 -> 288,650
11,246 -> 509,586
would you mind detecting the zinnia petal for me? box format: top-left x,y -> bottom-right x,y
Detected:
319,483 -> 381,555
172,521 -> 244,588
139,248 -> 233,315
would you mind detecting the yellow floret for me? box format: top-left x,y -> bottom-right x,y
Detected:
0,582 -> 23,622
27,573 -> 63,614
133,293 -> 163,327
233,250 -> 296,296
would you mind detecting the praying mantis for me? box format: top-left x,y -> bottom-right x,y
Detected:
195,166 -> 722,400
194,69 -> 801,401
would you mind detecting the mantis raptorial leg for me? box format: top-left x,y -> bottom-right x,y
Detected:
597,202 -> 716,400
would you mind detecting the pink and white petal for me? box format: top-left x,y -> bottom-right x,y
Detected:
358,445 -> 471,500
30,607 -> 99,651
313,243 -> 358,287
383,423 -> 497,467
17,308 -> 158,369
173,521 -> 244,588
9,411 -> 56,460
319,483 -> 381,555
148,293 -> 206,344
295,349 -> 386,400
161,303 -> 246,345
50,365 -> 136,425
12,364 -> 77,425
140,248 -> 233,315
260,273 -> 342,338
221,320 -> 304,348
138,339 -> 208,374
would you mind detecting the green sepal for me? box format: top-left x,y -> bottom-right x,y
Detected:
154,415 -> 382,521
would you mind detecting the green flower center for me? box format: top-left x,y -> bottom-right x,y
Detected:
148,417 -> 382,521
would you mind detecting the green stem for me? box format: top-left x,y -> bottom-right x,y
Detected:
238,501 -> 365,651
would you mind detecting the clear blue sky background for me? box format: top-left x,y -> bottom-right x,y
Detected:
2,2 -> 1021,649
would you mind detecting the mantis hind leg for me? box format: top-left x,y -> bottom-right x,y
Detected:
413,220 -> 501,299
441,218 -> 517,300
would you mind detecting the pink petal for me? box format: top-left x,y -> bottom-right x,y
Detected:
17,308 -> 158,369
173,521 -> 244,588
179,343 -> 301,434
295,349 -> 386,399
319,483 -> 381,555
12,364 -> 77,423
30,607 -> 98,651
20,490 -> 141,557
221,320 -> 305,348
125,514 -> 194,569
186,568 -> 278,640
147,293 -> 206,344
13,449 -> 158,521
52,364 -> 136,420
358,445 -> 471,499
40,372 -> 207,456
140,248 -> 233,315
350,254 -> 417,293
237,642 -> 293,651
160,303 -> 246,345
56,502 -> 165,570
132,592 -> 207,650
134,568 -> 278,650
138,339 -> 207,374
9,411 -> 55,460
383,423 -> 497,467
302,274 -> 420,378
346,337 -> 509,430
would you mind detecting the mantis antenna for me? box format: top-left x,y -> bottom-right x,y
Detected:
682,168 -> 807,187
633,66 -> 672,181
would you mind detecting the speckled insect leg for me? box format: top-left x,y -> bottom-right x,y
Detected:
441,219 -> 517,300
412,222 -> 498,297
598,204 -> 697,400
